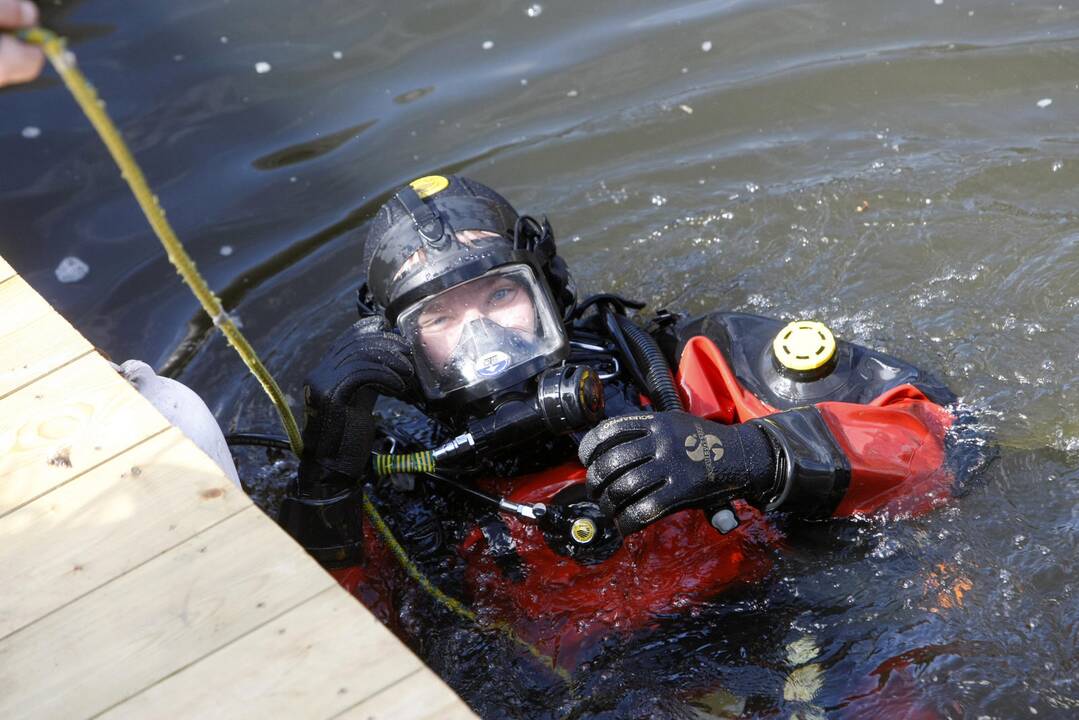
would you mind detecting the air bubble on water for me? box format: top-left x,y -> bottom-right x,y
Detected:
679,104 -> 693,114
55,256 -> 89,284
289,176 -> 298,183
255,61 -> 272,74
21,126 -> 40,139
934,0 -> 943,5
219,245 -> 233,256
1036,98 -> 1052,108
701,41 -> 713,52
566,89 -> 579,97
745,182 -> 760,193
219,36 -> 229,44
1051,160 -> 1063,172
526,3 -> 543,17
925,198 -> 932,205
651,195 -> 667,206
481,40 -> 494,50
333,50 -> 343,60
520,78 -> 528,86
681,67 -> 688,74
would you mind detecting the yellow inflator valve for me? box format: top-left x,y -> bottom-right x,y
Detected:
570,518 -> 598,544
772,321 -> 837,376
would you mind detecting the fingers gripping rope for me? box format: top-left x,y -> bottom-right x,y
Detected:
18,27 -> 304,456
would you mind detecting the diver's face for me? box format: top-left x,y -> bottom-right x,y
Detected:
416,274 -> 537,369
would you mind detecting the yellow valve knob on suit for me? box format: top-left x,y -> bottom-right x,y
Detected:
772,321 -> 838,379
570,518 -> 598,544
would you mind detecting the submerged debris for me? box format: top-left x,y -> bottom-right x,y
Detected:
55,256 -> 89,283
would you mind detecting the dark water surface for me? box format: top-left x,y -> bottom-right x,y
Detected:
2,0 -> 1078,717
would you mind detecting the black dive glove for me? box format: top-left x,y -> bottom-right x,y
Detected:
278,316 -> 417,566
579,411 -> 779,536
579,408 -> 850,536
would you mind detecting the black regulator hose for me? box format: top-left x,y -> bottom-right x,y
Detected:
613,313 -> 684,412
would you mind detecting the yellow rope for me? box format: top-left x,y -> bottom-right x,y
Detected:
19,27 -> 304,457
362,493 -> 573,685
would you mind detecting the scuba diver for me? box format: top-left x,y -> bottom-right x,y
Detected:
276,174 -> 966,668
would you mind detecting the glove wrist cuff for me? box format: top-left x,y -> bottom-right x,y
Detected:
748,407 -> 850,517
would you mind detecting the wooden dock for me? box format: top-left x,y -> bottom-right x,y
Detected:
0,254 -> 478,720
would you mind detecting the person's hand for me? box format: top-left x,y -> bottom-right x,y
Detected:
300,316 -> 417,483
578,411 -> 778,535
0,1 -> 44,88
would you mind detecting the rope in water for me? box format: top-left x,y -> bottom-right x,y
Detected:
18,26 -> 304,457
362,494 -> 573,685
23,25 -> 573,690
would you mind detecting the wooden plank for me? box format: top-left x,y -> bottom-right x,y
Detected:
0,255 -> 14,284
99,586 -> 432,720
0,352 -> 170,517
0,428 -> 251,639
0,275 -> 93,399
335,667 -> 477,720
0,506 -> 337,720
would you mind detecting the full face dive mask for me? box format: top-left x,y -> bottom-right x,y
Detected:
397,264 -> 568,406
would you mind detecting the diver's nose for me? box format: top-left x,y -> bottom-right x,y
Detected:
460,308 -> 484,324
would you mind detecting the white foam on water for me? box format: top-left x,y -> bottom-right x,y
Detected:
219,245 -> 233,256
55,256 -> 89,283
701,40 -> 713,52
333,50 -> 343,60
481,40 -> 494,50
1036,98 -> 1052,108
21,126 -> 41,139
526,4 -> 543,18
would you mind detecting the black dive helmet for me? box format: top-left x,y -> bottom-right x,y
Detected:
365,175 -> 575,410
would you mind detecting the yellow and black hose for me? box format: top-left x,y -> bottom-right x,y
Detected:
372,451 -> 436,476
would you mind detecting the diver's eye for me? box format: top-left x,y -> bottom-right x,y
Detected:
488,285 -> 517,306
419,313 -> 451,330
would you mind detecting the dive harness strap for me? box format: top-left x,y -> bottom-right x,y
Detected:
749,407 -> 851,518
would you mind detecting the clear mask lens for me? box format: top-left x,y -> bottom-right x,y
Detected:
397,264 -> 566,401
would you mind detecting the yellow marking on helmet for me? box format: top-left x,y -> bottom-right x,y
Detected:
409,175 -> 450,199
772,320 -> 837,372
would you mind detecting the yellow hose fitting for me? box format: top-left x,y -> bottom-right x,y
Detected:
372,451 -> 436,476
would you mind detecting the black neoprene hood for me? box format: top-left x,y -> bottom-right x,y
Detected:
366,175 -> 546,324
